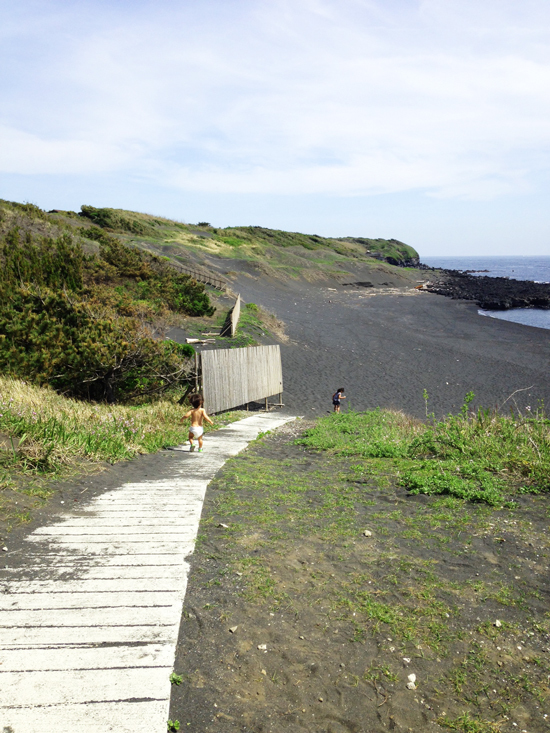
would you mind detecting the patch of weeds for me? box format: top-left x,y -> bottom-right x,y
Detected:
438,713 -> 502,732
238,557 -> 285,602
401,461 -> 507,506
506,671 -> 547,704
297,408 -> 420,458
169,673 -> 183,685
297,396 -> 550,505
12,510 -> 31,524
491,583 -> 528,609
363,662 -> 399,684
167,720 -> 180,732
402,528 -> 424,540
475,620 -> 510,639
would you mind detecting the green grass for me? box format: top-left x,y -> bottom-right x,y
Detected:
297,397 -> 550,505
438,713 -> 502,732
0,376 -> 244,502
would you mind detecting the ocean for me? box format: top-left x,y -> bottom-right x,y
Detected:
421,256 -> 550,331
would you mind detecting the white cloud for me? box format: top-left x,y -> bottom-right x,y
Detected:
1,0 -> 549,200
0,125 -> 132,174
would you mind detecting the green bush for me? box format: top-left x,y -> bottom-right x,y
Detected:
221,236 -> 245,247
80,226 -> 113,245
79,205 -> 151,235
0,226 -> 212,401
0,200 -> 47,220
1,228 -> 83,292
0,284 -> 191,402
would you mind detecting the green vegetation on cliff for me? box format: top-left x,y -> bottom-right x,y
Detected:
0,200 -> 214,402
76,204 -> 419,274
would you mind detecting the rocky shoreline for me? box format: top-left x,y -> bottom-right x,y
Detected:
424,269 -> 550,310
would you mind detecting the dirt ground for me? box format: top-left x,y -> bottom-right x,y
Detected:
170,420 -> 550,733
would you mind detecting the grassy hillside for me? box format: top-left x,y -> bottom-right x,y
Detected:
0,201 -> 420,288
72,204 -> 420,287
74,204 -> 419,269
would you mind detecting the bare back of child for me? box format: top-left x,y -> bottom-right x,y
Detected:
182,394 -> 213,452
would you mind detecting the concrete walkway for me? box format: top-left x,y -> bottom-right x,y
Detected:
0,413 -> 294,733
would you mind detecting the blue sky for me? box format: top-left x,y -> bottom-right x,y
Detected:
1,0 -> 549,256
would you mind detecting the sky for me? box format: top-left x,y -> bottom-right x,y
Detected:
1,0 -> 549,257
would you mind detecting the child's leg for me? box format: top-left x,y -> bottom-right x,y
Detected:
188,430 -> 194,446
198,434 -> 204,450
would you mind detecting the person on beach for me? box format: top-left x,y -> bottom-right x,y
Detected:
332,387 -> 346,413
182,394 -> 213,452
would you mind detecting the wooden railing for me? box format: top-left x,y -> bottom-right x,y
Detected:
220,294 -> 241,337
170,262 -> 227,291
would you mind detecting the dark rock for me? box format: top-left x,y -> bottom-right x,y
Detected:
425,270 -> 550,311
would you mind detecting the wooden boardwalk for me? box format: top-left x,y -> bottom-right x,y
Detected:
0,414 -> 294,733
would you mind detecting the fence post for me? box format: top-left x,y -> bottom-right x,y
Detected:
194,352 -> 199,393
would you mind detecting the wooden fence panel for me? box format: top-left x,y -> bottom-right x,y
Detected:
201,345 -> 283,414
230,294 -> 241,337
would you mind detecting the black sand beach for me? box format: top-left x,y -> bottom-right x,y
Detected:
231,272 -> 550,419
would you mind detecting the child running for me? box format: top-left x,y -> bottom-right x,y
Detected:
332,387 -> 346,413
182,393 -> 213,452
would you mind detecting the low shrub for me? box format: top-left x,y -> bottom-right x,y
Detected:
0,284 -> 194,402
298,397 -> 550,504
79,205 -> 153,236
